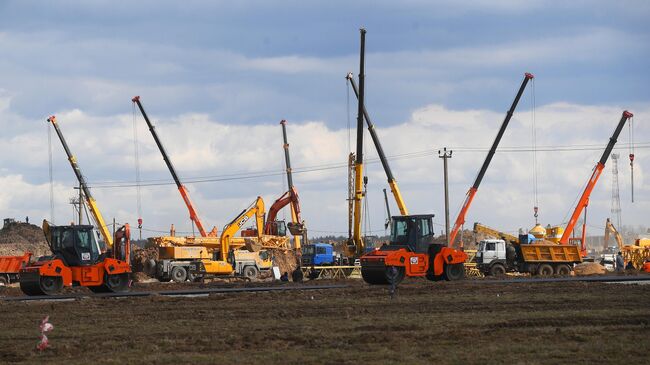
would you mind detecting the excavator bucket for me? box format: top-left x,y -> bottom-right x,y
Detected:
287,222 -> 306,236
244,239 -> 263,252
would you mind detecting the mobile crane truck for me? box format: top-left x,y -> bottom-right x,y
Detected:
475,111 -> 634,276
20,116 -> 131,295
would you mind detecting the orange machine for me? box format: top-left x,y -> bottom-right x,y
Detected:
20,116 -> 131,295
559,111 -> 634,257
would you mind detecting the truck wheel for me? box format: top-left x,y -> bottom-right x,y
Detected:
0,276 -> 8,286
243,266 -> 259,279
170,266 -> 188,282
537,263 -> 553,276
555,264 -> 572,276
444,263 -> 465,281
489,264 -> 506,277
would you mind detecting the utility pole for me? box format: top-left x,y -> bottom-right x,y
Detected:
438,147 -> 453,246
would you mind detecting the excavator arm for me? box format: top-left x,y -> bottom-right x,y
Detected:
559,111 -> 633,256
47,116 -> 113,248
132,96 -> 212,237
219,197 -> 265,261
448,73 -> 534,247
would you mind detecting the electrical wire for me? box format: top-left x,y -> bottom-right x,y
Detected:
85,141 -> 650,189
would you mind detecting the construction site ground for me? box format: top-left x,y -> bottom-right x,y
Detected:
1,277 -> 648,364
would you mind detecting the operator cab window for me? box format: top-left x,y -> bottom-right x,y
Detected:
486,242 -> 496,251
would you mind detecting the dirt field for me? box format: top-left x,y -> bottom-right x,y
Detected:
0,278 -> 648,364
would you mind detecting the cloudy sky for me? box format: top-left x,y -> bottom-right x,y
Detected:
0,0 -> 648,240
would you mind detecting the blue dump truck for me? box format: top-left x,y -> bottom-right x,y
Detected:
301,243 -> 337,266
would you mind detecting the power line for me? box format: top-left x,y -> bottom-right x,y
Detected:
85,141 -> 650,189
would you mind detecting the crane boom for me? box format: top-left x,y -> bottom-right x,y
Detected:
448,73 -> 534,247
346,73 -> 409,216
132,96 -> 209,237
47,116 -> 113,247
559,111 -> 633,253
348,28 -> 366,257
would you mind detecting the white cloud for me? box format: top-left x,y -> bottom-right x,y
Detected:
1,99 -> 647,237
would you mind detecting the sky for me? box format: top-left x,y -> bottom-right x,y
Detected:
0,0 -> 648,240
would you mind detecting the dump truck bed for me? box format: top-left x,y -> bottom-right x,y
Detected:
0,252 -> 32,274
520,244 -> 582,263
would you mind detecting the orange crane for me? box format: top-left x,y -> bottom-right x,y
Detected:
448,73 -> 534,248
264,120 -> 305,249
560,111 -> 633,257
132,96 -> 215,237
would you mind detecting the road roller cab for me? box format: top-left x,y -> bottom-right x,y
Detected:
361,214 -> 467,285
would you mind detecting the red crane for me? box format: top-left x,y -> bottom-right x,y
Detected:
448,73 -> 534,247
132,96 -> 214,237
560,111 -> 634,257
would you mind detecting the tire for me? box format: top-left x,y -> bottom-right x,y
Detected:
444,263 -> 465,281
105,273 -> 130,292
385,266 -> 405,285
243,266 -> 259,280
537,263 -> 553,276
489,264 -> 506,277
170,266 -> 188,282
39,276 -> 64,295
555,264 -> 572,276
0,276 -> 8,286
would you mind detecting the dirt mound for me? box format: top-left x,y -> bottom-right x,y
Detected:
272,249 -> 298,276
0,221 -> 50,257
131,271 -> 158,283
131,247 -> 158,273
574,262 -> 607,276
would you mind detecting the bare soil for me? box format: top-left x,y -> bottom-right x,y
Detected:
0,222 -> 50,257
0,277 -> 647,364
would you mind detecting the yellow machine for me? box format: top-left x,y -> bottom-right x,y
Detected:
605,219 -> 650,269
473,223 -> 519,245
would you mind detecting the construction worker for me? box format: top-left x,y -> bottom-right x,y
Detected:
615,252 -> 624,272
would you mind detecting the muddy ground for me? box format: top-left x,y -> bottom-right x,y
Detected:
0,278 -> 648,365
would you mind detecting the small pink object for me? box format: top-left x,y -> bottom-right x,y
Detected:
36,316 -> 53,351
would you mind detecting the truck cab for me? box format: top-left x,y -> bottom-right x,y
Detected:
301,243 -> 335,266
476,239 -> 507,266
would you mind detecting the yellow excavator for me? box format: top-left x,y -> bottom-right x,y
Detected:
605,218 -> 650,269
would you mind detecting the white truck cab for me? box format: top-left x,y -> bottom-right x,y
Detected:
476,239 -> 507,264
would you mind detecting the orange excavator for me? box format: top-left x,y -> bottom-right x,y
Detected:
559,111 -> 634,257
264,120 -> 306,248
20,116 -> 131,296
448,72 -> 534,248
132,96 -> 216,237
348,28 -> 467,285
